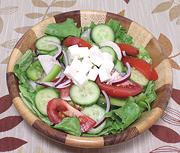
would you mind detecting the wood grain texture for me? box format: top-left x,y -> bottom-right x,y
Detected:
152,84 -> 172,110
13,97 -> 38,125
6,72 -> 19,99
7,48 -> 22,72
131,108 -> 163,133
54,10 -> 81,27
33,120 -> 67,144
104,127 -> 139,146
146,38 -> 164,67
155,59 -> 172,90
127,22 -> 153,47
65,135 -> 104,148
15,29 -> 37,53
80,10 -> 106,27
106,12 -> 132,30
31,17 -> 56,38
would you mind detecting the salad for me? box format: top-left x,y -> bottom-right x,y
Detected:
14,18 -> 158,136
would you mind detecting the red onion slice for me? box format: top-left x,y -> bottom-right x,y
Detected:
122,51 -> 126,56
54,73 -> 66,86
55,79 -> 71,88
36,81 -> 55,87
108,62 -> 131,84
61,96 -> 71,101
56,83 -> 71,89
94,90 -> 110,128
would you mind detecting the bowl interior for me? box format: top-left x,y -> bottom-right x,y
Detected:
6,10 -> 172,148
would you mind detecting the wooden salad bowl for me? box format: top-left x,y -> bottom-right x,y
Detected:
6,10 -> 172,148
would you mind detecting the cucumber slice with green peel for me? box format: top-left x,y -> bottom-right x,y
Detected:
36,35 -> 60,52
91,24 -> 114,44
70,81 -> 100,105
114,60 -> 125,73
38,48 -> 58,55
35,88 -> 59,116
110,97 -> 126,106
82,104 -> 106,134
100,46 -> 117,64
130,68 -> 148,86
42,65 -> 61,82
26,60 -> 44,81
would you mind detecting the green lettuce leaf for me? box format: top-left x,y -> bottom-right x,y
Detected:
54,117 -> 81,136
45,18 -> 81,39
137,46 -> 152,63
106,19 -> 133,44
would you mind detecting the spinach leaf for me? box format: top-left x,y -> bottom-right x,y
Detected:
45,18 -> 81,39
54,117 -> 81,136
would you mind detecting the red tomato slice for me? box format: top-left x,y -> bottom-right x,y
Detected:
117,43 -> 139,56
122,56 -> 158,80
47,99 -> 96,132
96,77 -> 143,98
63,37 -> 92,49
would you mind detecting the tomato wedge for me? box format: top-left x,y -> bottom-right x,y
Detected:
122,56 -> 158,80
63,37 -> 92,49
47,99 -> 96,132
117,43 -> 139,56
96,77 -> 143,98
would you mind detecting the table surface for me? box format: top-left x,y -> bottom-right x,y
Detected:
0,0 -> 180,153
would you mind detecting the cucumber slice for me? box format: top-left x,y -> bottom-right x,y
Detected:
110,97 -> 126,106
82,104 -> 106,134
36,36 -> 60,52
130,68 -> 148,86
91,24 -> 114,44
100,46 -> 117,64
114,60 -> 125,73
70,81 -> 100,105
26,60 -> 44,81
35,88 -> 59,116
38,48 -> 58,56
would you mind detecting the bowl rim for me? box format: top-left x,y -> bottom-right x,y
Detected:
6,10 -> 173,148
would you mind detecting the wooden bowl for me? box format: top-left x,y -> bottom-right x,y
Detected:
6,10 -> 172,148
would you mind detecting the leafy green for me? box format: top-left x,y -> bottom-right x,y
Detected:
14,49 -> 34,90
54,117 -> 81,136
106,19 -> 133,44
95,102 -> 141,136
137,46 -> 152,63
45,18 -> 81,39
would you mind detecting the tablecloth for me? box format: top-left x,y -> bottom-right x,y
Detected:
0,0 -> 179,152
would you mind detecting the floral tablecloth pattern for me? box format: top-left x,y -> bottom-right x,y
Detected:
0,0 -> 179,153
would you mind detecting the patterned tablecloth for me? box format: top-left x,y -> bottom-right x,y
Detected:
0,0 -> 179,152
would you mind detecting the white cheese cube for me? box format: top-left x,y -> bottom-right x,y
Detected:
38,55 -> 59,74
70,58 -> 82,72
87,66 -> 99,81
102,52 -> 113,61
64,66 -> 76,79
98,65 -> 111,82
89,46 -> 103,67
78,47 -> 89,58
73,72 -> 88,86
101,61 -> 114,73
68,45 -> 79,59
79,57 -> 93,74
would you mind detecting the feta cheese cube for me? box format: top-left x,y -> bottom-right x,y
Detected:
78,47 -> 89,58
73,71 -> 88,86
102,52 -> 113,61
70,58 -> 82,72
68,45 -> 79,59
98,65 -> 111,82
101,61 -> 114,73
87,66 -> 99,81
64,66 -> 76,79
79,57 -> 93,74
89,46 -> 103,67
